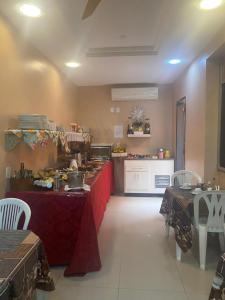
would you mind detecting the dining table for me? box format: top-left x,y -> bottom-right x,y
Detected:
0,230 -> 54,300
209,252 -> 225,300
159,186 -> 197,252
6,161 -> 113,276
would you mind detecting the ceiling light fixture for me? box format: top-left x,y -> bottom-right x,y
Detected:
168,59 -> 181,65
199,0 -> 223,10
19,3 -> 42,17
65,62 -> 81,68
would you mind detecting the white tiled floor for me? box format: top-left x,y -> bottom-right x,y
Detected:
37,196 -> 219,300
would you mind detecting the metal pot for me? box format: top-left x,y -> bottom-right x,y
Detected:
67,171 -> 85,188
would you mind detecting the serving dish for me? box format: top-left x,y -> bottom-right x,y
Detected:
191,189 -> 202,195
180,185 -> 192,190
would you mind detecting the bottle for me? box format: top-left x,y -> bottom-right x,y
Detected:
158,148 -> 164,159
127,117 -> 134,134
20,162 -> 25,178
207,181 -> 212,191
212,177 -> 216,190
53,170 -> 60,192
144,118 -> 151,134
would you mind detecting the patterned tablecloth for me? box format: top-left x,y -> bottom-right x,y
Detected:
160,187 -> 225,299
209,253 -> 225,300
159,186 -> 195,252
0,230 -> 54,300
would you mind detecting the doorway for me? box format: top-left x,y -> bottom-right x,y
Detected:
176,97 -> 186,171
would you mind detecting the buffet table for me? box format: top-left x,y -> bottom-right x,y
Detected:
0,230 -> 54,300
6,162 -> 113,276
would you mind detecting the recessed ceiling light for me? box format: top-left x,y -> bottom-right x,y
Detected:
199,0 -> 223,10
168,59 -> 181,65
65,62 -> 81,68
19,3 -> 42,17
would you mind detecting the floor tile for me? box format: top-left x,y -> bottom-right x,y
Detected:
176,260 -> 214,294
46,286 -> 118,300
118,288 -> 188,300
56,257 -> 120,288
50,266 -> 64,284
39,196 -> 216,299
186,293 -> 209,300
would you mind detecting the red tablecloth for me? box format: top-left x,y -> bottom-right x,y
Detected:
6,162 -> 112,276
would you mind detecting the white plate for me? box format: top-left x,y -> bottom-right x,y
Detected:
180,186 -> 192,190
191,190 -> 202,195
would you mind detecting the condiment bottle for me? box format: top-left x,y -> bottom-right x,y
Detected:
158,148 -> 164,159
53,170 -> 60,192
20,162 -> 25,178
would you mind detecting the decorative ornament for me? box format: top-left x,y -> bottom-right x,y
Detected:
130,106 -> 145,124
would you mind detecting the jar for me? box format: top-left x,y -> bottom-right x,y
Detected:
164,149 -> 171,159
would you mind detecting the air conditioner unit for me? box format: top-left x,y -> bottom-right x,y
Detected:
111,87 -> 158,101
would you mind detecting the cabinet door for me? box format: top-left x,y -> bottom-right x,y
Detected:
148,160 -> 174,193
125,171 -> 149,193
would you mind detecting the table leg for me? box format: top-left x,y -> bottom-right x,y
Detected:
176,242 -> 182,261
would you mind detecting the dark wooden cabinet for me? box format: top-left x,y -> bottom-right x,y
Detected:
112,157 -> 125,194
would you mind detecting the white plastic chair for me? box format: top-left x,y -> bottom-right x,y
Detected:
171,170 -> 202,186
0,198 -> 31,230
176,191 -> 225,270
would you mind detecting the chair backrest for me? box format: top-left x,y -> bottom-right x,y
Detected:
0,198 -> 31,230
171,170 -> 202,186
194,191 -> 225,232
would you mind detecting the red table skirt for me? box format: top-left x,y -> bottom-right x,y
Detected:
6,162 -> 113,276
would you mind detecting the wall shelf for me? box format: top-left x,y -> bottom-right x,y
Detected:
127,134 -> 151,138
4,129 -> 90,151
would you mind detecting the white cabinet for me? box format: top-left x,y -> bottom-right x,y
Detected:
124,161 -> 151,193
124,160 -> 174,194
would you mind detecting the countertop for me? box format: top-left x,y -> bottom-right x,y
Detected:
124,158 -> 174,161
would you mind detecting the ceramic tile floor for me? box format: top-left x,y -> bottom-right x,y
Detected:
37,196 -> 220,300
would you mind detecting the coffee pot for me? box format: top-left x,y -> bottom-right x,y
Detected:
67,171 -> 85,188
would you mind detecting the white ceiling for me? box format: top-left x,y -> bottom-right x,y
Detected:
0,0 -> 225,86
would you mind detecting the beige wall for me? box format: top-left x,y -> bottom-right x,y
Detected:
0,17 -> 78,195
173,58 -> 206,178
204,59 -> 220,183
172,24 -> 225,183
76,85 -> 174,155
204,59 -> 225,187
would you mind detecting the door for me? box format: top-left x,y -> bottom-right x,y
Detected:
149,160 -> 175,193
176,97 -> 186,171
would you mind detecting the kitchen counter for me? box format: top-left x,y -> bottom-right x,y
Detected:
125,157 -> 174,160
124,159 -> 174,194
